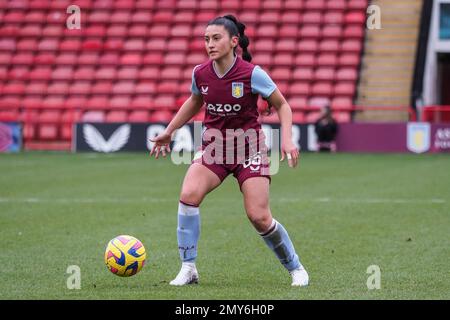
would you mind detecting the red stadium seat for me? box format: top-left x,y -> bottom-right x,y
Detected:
142,53 -> 163,64
74,67 -> 95,80
336,68 -> 358,81
87,96 -> 110,110
139,67 -> 160,80
254,40 -> 275,52
348,0 -> 368,10
323,12 -> 344,24
39,124 -> 59,140
279,25 -> 299,38
47,82 -> 70,95
146,39 -> 167,52
333,111 -> 352,123
196,12 -> 216,23
174,11 -> 195,23
91,82 -> 112,95
334,82 -> 356,96
271,67 -> 291,82
124,39 -> 145,51
8,66 -> 29,80
305,111 -> 322,123
341,40 -> 363,53
345,11 -> 366,25
257,25 -> 278,39
121,53 -> 142,65
129,25 -> 148,37
284,0 -> 304,10
112,82 -> 135,95
327,0 -> 347,11
55,53 -> 77,65
260,12 -> 280,24
106,111 -> 128,123
289,83 -> 311,96
338,53 -> 360,67
344,26 -> 365,39
135,82 -> 156,95
152,11 -> 173,24
299,25 -> 321,39
164,53 -> 186,65
117,67 -> 138,80
149,111 -> 173,123
331,97 -> 353,108
292,67 -> 314,81
295,54 -> 316,67
308,97 -> 331,109
82,111 -> 106,122
129,110 -> 149,122
302,11 -> 323,24
298,40 -> 318,52
131,96 -> 154,109
311,82 -> 333,96
272,53 -> 293,66
322,25 -> 342,39
153,95 -> 176,110
110,96 -> 131,109
252,53 -> 273,66
132,11 -> 152,23
292,112 -> 306,123
281,12 -> 302,24
289,96 -> 308,111
160,67 -> 182,80
240,12 -> 259,24
317,54 -> 338,67
3,82 -> 25,95
305,0 -> 326,10
275,40 -> 296,52
156,81 -> 178,94
221,0 -> 240,10
319,40 -> 340,53
171,25 -> 192,38
314,68 -> 335,81
187,53 -> 206,65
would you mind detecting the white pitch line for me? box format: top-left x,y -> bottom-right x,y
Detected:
0,197 -> 446,204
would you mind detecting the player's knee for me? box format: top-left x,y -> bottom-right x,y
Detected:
180,189 -> 203,207
246,208 -> 272,231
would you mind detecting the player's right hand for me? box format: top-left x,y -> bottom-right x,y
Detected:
149,131 -> 172,159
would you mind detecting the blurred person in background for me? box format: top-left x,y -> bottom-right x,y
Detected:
315,105 -> 338,152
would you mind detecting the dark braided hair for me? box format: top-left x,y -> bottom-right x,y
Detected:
207,15 -> 252,62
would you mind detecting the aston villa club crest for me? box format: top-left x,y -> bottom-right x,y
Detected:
232,82 -> 244,98
407,122 -> 430,153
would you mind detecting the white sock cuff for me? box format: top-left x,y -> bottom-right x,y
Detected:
259,218 -> 278,237
178,201 -> 200,216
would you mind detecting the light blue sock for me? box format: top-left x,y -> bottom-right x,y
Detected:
260,219 -> 302,271
177,201 -> 200,262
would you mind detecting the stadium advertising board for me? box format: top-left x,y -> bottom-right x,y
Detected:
74,122 -> 450,154
74,122 -> 309,153
0,122 -> 21,153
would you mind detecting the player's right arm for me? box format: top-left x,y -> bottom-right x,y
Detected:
149,93 -> 203,159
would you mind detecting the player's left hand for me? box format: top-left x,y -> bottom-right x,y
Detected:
280,142 -> 299,168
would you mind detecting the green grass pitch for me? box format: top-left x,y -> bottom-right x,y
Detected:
0,152 -> 449,299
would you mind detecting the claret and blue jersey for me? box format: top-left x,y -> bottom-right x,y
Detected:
191,55 -> 277,132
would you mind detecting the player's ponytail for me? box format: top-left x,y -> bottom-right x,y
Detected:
208,15 -> 252,62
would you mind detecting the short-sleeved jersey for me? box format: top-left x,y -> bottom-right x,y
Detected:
191,56 -> 276,133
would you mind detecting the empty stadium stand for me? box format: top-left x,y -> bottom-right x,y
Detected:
0,0 -> 367,150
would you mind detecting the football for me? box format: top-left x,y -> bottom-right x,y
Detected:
104,235 -> 146,277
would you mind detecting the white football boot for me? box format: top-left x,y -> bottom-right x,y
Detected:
289,267 -> 309,287
169,262 -> 199,286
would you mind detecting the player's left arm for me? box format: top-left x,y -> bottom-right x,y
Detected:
266,89 -> 299,168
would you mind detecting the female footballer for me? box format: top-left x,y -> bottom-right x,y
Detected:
150,15 -> 309,287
